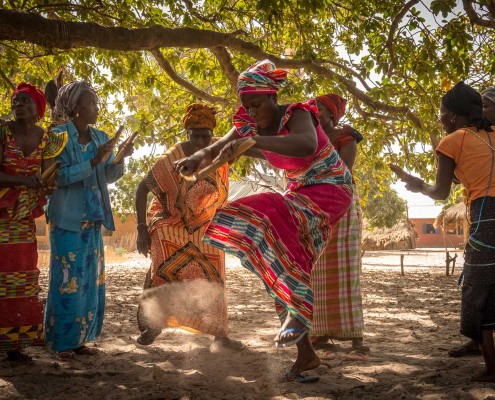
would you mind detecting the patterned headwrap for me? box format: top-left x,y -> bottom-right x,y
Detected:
11,82 -> 47,120
482,87 -> 495,103
52,80 -> 97,124
182,103 -> 217,131
237,59 -> 288,95
442,81 -> 492,131
315,93 -> 347,126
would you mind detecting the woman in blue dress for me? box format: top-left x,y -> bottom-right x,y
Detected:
45,81 -> 133,359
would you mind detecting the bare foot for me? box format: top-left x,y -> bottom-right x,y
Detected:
310,335 -> 329,346
211,337 -> 245,352
6,350 -> 33,363
74,346 -> 102,356
57,350 -> 76,361
471,371 -> 495,382
274,313 -> 309,347
290,348 -> 321,374
352,338 -> 370,353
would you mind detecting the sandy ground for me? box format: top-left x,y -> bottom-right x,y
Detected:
2,250 -> 495,400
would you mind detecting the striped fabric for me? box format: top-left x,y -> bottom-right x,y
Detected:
311,190 -> 364,338
0,324 -> 43,353
237,59 -> 288,95
0,123 -> 65,353
141,143 -> 230,337
204,101 -> 353,328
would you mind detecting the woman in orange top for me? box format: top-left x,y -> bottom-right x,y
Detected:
400,81 -> 495,382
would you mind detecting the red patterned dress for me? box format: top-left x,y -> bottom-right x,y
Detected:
0,122 -> 66,353
204,102 -> 353,328
141,142 -> 230,336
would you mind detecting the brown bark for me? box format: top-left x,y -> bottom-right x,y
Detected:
0,9 -> 422,127
149,49 -> 229,106
463,0 -> 495,28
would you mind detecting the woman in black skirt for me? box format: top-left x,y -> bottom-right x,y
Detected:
398,81 -> 495,382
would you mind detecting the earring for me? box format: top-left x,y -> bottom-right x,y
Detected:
75,112 -> 79,118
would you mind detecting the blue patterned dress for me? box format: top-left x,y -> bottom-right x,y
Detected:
44,141 -> 106,351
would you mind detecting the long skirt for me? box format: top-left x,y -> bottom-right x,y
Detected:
44,223 -> 105,352
311,191 -> 364,338
0,218 -> 44,353
204,184 -> 352,328
460,196 -> 495,341
139,221 -> 228,337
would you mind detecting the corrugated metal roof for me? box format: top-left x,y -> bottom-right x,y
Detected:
228,175 -> 283,201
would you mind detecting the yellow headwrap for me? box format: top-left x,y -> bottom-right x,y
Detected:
182,103 -> 217,131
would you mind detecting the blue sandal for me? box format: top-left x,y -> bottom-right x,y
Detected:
275,328 -> 309,348
282,371 -> 319,383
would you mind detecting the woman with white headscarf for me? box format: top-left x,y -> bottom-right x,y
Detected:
44,81 -> 134,359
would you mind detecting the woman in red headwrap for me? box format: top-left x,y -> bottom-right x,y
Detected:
310,94 -> 368,352
135,103 -> 244,352
175,61 -> 353,382
0,83 -> 67,362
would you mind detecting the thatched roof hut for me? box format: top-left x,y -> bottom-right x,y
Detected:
434,202 -> 467,231
362,219 -> 418,251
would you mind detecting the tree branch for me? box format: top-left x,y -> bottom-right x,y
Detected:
149,49 -> 229,106
0,67 -> 15,90
352,97 -> 400,122
26,3 -> 122,22
319,58 -> 372,91
210,46 -> 239,90
383,0 -> 421,75
463,0 -> 495,28
0,9 -> 422,127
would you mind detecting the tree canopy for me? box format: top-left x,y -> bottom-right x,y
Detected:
0,0 -> 494,223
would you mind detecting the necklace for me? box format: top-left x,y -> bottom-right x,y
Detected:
464,128 -> 495,151
79,142 -> 90,152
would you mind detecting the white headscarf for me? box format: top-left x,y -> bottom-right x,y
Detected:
52,81 -> 97,124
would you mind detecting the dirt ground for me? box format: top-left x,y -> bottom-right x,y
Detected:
2,250 -> 495,400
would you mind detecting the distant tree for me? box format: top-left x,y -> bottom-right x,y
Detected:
356,170 -> 407,228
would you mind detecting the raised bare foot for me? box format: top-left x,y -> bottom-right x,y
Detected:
210,337 -> 245,353
6,350 -> 33,363
274,313 -> 309,347
471,371 -> 495,383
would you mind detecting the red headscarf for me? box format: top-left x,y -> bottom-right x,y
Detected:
315,93 -> 347,126
11,82 -> 47,120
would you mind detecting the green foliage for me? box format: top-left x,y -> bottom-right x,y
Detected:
109,155 -> 157,221
355,169 -> 407,229
1,0 -> 494,216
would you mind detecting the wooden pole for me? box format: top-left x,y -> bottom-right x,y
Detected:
400,254 -> 405,275
445,251 -> 449,276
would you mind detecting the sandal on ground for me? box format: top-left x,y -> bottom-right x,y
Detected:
74,346 -> 102,356
448,341 -> 481,357
280,371 -> 319,383
275,328 -> 309,348
6,350 -> 33,363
